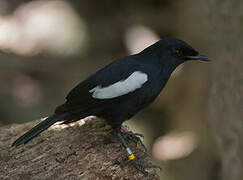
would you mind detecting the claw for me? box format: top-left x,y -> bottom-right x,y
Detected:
117,130 -> 160,175
120,130 -> 147,152
120,156 -> 161,175
133,133 -> 144,138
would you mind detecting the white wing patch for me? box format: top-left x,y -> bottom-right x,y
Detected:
89,71 -> 148,99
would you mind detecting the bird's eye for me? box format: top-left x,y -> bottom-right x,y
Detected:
173,49 -> 182,57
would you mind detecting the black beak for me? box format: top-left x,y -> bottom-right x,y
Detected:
186,53 -> 211,61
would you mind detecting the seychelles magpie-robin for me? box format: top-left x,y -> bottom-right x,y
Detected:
12,37 -> 211,174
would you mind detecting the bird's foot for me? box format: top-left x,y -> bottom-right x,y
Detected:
120,154 -> 161,175
117,132 -> 160,175
120,127 -> 147,152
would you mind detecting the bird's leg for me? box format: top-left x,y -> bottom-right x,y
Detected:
117,131 -> 161,175
120,126 -> 147,152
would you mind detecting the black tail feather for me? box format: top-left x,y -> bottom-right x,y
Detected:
12,113 -> 67,147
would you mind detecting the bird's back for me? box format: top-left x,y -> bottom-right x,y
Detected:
55,53 -> 167,123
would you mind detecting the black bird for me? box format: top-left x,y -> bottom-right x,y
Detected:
12,37 -> 211,174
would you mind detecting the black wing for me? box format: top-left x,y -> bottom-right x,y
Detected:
55,55 -> 141,115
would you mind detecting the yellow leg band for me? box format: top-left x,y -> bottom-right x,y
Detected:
128,154 -> 135,160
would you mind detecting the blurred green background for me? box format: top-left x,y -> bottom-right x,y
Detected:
1,0 -> 242,180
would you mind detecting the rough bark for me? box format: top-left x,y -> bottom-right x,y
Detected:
0,118 -> 159,180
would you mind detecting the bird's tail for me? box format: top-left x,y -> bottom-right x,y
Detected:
12,113 -> 68,147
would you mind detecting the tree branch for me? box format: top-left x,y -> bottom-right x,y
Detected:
0,118 -> 159,179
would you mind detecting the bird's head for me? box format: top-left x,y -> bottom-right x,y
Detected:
151,37 -> 211,64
